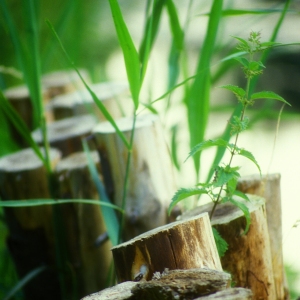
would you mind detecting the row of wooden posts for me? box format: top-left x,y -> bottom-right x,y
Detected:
0,70 -> 289,299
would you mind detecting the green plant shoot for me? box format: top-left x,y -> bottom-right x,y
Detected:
169,31 -> 291,254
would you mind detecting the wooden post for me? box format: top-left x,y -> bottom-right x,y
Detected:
32,114 -> 97,157
237,174 -> 287,300
41,69 -> 90,99
93,114 -> 177,240
180,195 -> 276,299
4,85 -> 52,144
112,212 -> 222,283
0,147 -> 61,299
55,151 -> 112,296
49,81 -> 130,120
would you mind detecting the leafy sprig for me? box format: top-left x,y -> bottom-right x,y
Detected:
169,32 -> 291,255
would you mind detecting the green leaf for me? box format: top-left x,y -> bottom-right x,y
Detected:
250,91 -> 291,106
220,84 -> 246,99
213,165 -> 240,188
108,0 -> 141,109
234,57 -> 249,68
229,198 -> 251,234
168,188 -> 208,215
186,138 -> 228,162
171,125 -> 180,170
233,146 -> 261,175
187,0 -> 223,177
46,20 -> 130,150
0,199 -> 123,212
212,227 -> 228,257
233,190 -> 250,202
82,139 -> 120,246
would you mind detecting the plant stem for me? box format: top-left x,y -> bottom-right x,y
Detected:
118,112 -> 137,243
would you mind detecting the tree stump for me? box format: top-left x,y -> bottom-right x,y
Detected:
93,114 -> 177,240
4,85 -> 51,144
237,174 -> 287,299
112,212 -> 222,283
0,147 -> 61,299
179,195 -> 276,299
32,114 -> 98,157
41,69 -> 90,99
55,151 -> 112,296
49,81 -> 129,120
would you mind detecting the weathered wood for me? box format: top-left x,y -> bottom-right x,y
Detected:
131,268 -> 231,300
237,174 -> 287,299
195,287 -> 253,299
112,212 -> 222,283
41,69 -> 90,99
93,114 -> 177,240
32,114 -> 97,157
50,81 -> 129,120
0,147 -> 61,299
4,85 -> 52,142
81,268 -> 231,300
179,195 -> 276,299
55,151 -> 112,296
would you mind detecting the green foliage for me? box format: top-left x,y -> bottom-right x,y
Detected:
169,31 -> 291,255
212,227 -> 228,257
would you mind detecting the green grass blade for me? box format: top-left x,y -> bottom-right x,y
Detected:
108,0 -> 141,109
139,0 -> 165,82
3,265 -> 47,300
22,0 -> 43,129
0,199 -> 123,212
82,139 -> 120,246
46,20 -> 130,150
187,0 -> 223,178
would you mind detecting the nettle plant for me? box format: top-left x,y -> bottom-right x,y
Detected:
168,31 -> 290,255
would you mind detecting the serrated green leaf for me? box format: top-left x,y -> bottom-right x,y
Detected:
250,91 -> 291,106
248,61 -> 265,71
234,56 -> 249,67
214,166 -> 240,188
229,198 -> 251,234
185,138 -> 228,162
212,227 -> 228,257
220,84 -> 246,99
168,188 -> 208,214
232,36 -> 249,48
233,190 -> 250,202
227,176 -> 238,195
236,147 -> 261,175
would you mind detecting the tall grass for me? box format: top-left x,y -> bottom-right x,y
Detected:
0,0 -> 297,298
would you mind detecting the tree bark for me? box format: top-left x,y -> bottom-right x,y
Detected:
81,268 -> 231,300
32,114 -> 97,157
55,151 -> 113,296
0,147 -> 61,300
112,212 -> 222,283
93,114 -> 178,240
49,81 -> 130,120
179,196 -> 276,299
41,69 -> 90,99
237,174 -> 288,299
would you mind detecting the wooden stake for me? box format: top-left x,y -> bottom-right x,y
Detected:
55,151 -> 113,296
0,147 -> 61,299
180,195 -> 276,299
93,114 -> 177,240
112,212 -> 222,283
237,174 -> 287,300
32,114 -> 97,157
41,69 -> 90,99
49,81 -> 130,120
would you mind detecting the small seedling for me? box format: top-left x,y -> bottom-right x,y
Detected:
168,31 -> 290,256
